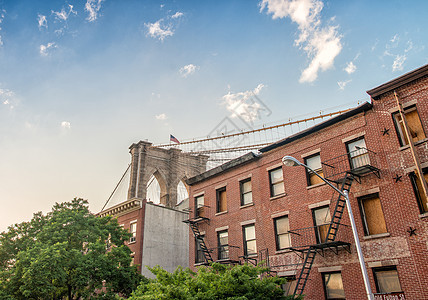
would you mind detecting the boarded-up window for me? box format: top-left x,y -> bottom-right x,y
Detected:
393,106 -> 426,146
240,179 -> 253,206
373,267 -> 402,293
269,167 -> 285,197
305,154 -> 324,186
323,272 -> 346,299
243,224 -> 257,256
195,195 -> 205,218
281,276 -> 297,296
216,187 -> 227,213
359,194 -> 387,236
410,171 -> 428,213
312,206 -> 331,243
274,216 -> 291,250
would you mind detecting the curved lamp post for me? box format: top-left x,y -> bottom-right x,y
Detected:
282,155 -> 374,300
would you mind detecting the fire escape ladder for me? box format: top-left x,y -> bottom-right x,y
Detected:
326,174 -> 354,242
187,220 -> 213,264
293,247 -> 317,296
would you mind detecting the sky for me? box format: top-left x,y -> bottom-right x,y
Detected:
1,0 -> 428,232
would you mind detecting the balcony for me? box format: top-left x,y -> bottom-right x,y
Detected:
287,224 -> 353,255
210,245 -> 241,264
322,147 -> 380,183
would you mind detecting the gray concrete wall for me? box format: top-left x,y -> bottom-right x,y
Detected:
141,202 -> 189,278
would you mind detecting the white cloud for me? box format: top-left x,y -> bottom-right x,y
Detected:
392,54 -> 406,72
61,121 -> 71,129
52,5 -> 77,21
390,34 -> 399,43
38,14 -> 48,29
404,40 -> 413,53
0,9 -> 6,46
171,12 -> 184,19
337,80 -> 351,90
344,61 -> 356,74
39,42 -> 57,56
155,113 -> 167,120
85,0 -> 104,22
260,0 -> 342,83
145,19 -> 174,41
179,64 -> 199,77
1,88 -> 17,109
222,84 -> 265,122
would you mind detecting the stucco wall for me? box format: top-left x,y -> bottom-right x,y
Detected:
141,202 -> 189,278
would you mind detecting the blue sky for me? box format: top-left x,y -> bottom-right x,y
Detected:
1,0 -> 427,231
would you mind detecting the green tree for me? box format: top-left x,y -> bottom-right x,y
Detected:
129,263 -> 301,300
0,198 -> 142,299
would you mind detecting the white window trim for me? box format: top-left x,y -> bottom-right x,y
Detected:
342,131 -> 366,143
240,219 -> 256,226
308,200 -> 330,209
301,148 -> 321,158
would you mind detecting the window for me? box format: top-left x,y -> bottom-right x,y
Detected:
322,272 -> 345,299
312,206 -> 331,243
217,230 -> 229,260
130,222 -> 137,243
274,216 -> 291,250
240,178 -> 253,206
373,266 -> 402,294
216,187 -> 227,213
243,224 -> 257,256
281,276 -> 297,296
358,193 -> 387,236
269,167 -> 285,197
346,137 -> 370,170
409,170 -> 428,213
393,106 -> 426,146
195,195 -> 205,218
130,252 -> 135,266
195,236 -> 205,264
305,154 -> 324,186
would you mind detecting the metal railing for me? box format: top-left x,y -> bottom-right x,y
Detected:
210,245 -> 241,263
322,147 -> 379,180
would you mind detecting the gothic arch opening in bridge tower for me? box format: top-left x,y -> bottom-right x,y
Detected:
146,171 -> 167,204
177,179 -> 189,205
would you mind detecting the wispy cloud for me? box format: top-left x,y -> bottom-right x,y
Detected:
145,19 -> 174,41
171,12 -> 184,19
39,42 -> 57,56
85,0 -> 104,22
61,121 -> 71,129
222,84 -> 265,122
0,9 -> 6,46
260,0 -> 342,83
52,5 -> 77,21
38,14 -> 48,29
1,88 -> 17,110
392,54 -> 406,72
179,64 -> 199,77
337,80 -> 351,90
344,61 -> 356,74
155,113 -> 167,120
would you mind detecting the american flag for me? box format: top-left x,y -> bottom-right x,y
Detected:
170,134 -> 180,144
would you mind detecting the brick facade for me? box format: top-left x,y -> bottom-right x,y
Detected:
187,65 -> 428,299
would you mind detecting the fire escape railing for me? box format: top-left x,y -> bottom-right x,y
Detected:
322,147 -> 380,182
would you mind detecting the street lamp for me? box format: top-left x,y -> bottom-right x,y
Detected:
282,155 -> 374,300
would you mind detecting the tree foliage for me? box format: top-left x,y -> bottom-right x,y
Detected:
129,263 -> 300,300
0,198 -> 142,299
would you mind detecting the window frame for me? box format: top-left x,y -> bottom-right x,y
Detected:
269,167 -> 285,197
409,169 -> 428,214
304,153 -> 324,186
242,224 -> 257,257
312,206 -> 331,244
195,235 -> 205,264
195,195 -> 205,218
322,271 -> 346,300
216,187 -> 227,213
129,221 -> 137,243
217,230 -> 229,260
274,215 -> 291,250
392,105 -> 426,147
373,266 -> 403,294
240,178 -> 253,206
358,193 -> 388,236
345,137 -> 369,170
281,275 -> 297,296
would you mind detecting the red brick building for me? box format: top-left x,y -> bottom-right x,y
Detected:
186,64 -> 428,299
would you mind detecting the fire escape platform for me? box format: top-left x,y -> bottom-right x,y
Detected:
290,240 -> 351,254
183,216 -> 210,224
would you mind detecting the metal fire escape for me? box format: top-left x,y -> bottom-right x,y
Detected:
290,147 -> 380,298
183,205 -> 213,265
